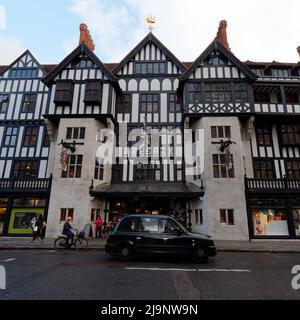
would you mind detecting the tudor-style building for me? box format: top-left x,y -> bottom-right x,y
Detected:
0,21 -> 299,240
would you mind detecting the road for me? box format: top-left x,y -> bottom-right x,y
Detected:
0,250 -> 299,300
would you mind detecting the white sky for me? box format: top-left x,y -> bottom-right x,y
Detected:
68,0 -> 300,63
1,0 -> 300,65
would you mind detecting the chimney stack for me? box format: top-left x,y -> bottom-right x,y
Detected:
215,20 -> 230,50
79,23 -> 95,52
297,46 -> 300,60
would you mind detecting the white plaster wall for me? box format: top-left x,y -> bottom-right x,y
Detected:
189,117 -> 250,240
46,118 -> 109,237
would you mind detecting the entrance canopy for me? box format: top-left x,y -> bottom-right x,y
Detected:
90,182 -> 204,199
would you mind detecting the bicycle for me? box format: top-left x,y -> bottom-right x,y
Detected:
54,229 -> 88,250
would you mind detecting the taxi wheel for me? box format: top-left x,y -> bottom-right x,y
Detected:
192,246 -> 209,263
117,244 -> 134,261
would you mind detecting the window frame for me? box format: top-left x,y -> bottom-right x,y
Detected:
169,93 -> 181,113
3,126 -> 18,147
12,160 -> 39,178
253,160 -> 275,179
60,208 -> 74,223
140,94 -> 159,114
220,209 -> 235,225
54,81 -> 74,106
205,83 -> 232,103
195,209 -> 204,225
135,62 -> 167,75
23,126 -> 39,147
117,94 -> 131,113
134,163 -> 161,182
212,154 -> 235,179
286,161 -> 300,180
84,80 -> 102,105
9,68 -> 38,79
61,155 -> 83,179
0,95 -> 9,113
22,94 -> 37,113
94,158 -> 105,181
66,127 -> 86,140
211,126 -> 231,139
281,124 -> 300,146
256,125 -> 272,146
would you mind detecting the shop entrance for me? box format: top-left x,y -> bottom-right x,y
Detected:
108,198 -> 188,227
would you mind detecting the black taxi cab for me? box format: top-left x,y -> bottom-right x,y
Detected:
105,215 -> 217,262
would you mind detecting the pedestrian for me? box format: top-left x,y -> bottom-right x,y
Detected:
95,215 -> 103,239
31,214 -> 44,243
41,217 -> 47,240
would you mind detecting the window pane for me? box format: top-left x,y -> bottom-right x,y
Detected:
66,128 -> 72,140
211,127 -> 217,138
227,210 -> 234,225
79,128 -> 85,140
220,210 -> 226,223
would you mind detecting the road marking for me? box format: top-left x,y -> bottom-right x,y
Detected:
48,250 -> 56,253
125,267 -> 251,273
126,267 -> 197,272
3,258 -> 16,263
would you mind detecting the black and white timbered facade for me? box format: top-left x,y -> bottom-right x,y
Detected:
0,24 -> 300,240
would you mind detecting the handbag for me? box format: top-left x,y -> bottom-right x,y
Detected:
33,226 -> 38,232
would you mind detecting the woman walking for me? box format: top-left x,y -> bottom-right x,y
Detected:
31,214 -> 44,243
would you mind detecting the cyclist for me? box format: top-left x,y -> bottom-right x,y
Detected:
62,216 -> 74,249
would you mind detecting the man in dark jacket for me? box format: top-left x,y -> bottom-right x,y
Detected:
62,217 -> 74,248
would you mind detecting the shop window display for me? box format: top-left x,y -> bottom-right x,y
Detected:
253,209 -> 289,236
292,209 -> 300,237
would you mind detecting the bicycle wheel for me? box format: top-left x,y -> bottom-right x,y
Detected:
54,237 -> 67,250
75,238 -> 88,250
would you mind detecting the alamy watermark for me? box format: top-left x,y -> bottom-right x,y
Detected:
95,126 -> 205,177
291,265 -> 300,290
0,265 -> 6,290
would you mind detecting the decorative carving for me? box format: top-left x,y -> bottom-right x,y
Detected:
79,23 -> 95,52
189,103 -> 251,114
60,147 -> 69,172
215,20 -> 230,50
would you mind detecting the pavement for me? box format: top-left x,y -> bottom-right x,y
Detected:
0,237 -> 300,252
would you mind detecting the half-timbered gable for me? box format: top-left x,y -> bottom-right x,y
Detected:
0,50 -> 50,180
113,33 -> 186,125
180,41 -> 257,115
43,44 -> 120,117
0,50 -> 49,121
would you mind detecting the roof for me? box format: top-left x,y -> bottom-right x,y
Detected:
112,32 -> 187,75
43,44 -> 119,86
0,50 -> 48,78
180,40 -> 257,82
90,182 -> 204,198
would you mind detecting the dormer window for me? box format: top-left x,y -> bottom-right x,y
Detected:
135,62 -> 166,74
271,68 -> 291,77
54,81 -> 74,106
9,68 -> 38,79
251,68 -> 264,77
84,81 -> 102,105
73,58 -> 96,69
205,51 -> 228,65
